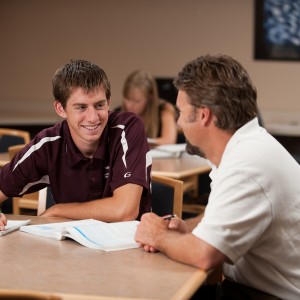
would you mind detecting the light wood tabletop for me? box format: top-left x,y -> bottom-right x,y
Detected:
0,152 -> 9,168
152,153 -> 211,197
0,215 -> 207,300
152,154 -> 210,179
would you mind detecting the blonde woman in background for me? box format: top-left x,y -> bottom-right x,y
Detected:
118,70 -> 178,145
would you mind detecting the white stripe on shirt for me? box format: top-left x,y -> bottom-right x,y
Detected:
19,175 -> 50,195
112,125 -> 128,168
13,136 -> 61,171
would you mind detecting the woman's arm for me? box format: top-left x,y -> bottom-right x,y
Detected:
152,102 -> 178,145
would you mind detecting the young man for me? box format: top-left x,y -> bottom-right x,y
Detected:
0,59 -> 151,227
135,54 -> 300,299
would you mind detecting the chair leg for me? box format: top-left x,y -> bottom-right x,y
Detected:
12,198 -> 20,215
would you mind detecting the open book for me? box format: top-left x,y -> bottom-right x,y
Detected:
0,219 -> 31,236
20,219 -> 139,252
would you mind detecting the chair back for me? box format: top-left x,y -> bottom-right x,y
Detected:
8,144 -> 27,160
0,128 -> 30,153
8,144 -> 40,215
151,174 -> 183,218
38,187 -> 54,216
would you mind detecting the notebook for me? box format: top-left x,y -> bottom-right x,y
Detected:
0,219 -> 31,236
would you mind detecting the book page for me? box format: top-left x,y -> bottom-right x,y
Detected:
20,219 -> 100,240
0,219 -> 31,236
65,221 -> 139,251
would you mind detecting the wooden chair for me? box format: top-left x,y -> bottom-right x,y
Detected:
0,128 -> 30,152
37,187 -> 54,216
7,144 -> 27,160
151,174 -> 183,218
8,144 -> 40,215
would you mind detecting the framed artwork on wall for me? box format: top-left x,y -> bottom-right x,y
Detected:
255,0 -> 300,61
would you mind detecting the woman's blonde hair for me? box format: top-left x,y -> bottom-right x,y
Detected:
122,70 -> 160,138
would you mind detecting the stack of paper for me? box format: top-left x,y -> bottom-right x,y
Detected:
150,143 -> 187,158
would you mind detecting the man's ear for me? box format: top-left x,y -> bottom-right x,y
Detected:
199,106 -> 212,125
54,101 -> 66,118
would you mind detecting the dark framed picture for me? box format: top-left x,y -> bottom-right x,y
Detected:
155,77 -> 177,105
255,0 -> 300,61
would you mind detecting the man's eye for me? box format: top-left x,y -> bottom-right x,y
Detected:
76,106 -> 85,110
96,103 -> 105,109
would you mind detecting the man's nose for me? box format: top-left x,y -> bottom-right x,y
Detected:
86,107 -> 98,121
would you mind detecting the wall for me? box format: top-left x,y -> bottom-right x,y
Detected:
1,0 -> 300,126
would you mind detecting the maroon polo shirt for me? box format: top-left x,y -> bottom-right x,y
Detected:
0,111 -> 151,218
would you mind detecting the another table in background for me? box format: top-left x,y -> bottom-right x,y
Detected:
0,215 -> 207,300
151,145 -> 211,197
151,147 -> 211,215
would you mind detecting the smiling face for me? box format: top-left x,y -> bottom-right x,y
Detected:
123,87 -> 148,116
54,86 -> 110,157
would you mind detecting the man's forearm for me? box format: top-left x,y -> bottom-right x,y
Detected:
0,190 -> 8,204
41,197 -> 139,222
184,214 -> 204,232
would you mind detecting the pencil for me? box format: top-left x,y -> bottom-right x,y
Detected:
162,214 -> 176,220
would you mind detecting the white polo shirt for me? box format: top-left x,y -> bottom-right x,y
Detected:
193,117 -> 300,299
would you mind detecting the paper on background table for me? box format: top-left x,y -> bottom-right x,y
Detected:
150,143 -> 187,158
155,143 -> 187,153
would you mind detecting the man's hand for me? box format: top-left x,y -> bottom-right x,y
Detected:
167,215 -> 188,233
135,213 -> 188,253
0,212 -> 7,231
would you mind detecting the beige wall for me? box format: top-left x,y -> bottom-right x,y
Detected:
1,0 -> 300,125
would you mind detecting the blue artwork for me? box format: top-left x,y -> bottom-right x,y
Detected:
255,0 -> 300,60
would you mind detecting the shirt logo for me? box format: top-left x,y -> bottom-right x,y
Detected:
105,165 -> 110,179
124,172 -> 132,178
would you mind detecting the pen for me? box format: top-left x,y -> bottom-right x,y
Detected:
163,214 -> 176,220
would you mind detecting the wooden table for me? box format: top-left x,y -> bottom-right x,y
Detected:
152,153 -> 211,196
0,152 -> 9,168
152,153 -> 211,215
0,215 -> 207,300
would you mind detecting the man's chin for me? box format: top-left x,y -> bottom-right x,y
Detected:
186,141 -> 206,158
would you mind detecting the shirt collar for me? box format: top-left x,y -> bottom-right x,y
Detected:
224,117 -> 260,156
63,121 -> 108,167
209,117 -> 260,180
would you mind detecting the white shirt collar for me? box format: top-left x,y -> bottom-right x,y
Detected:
209,117 -> 260,180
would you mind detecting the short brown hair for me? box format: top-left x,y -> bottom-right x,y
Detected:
52,59 -> 111,108
174,54 -> 258,130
